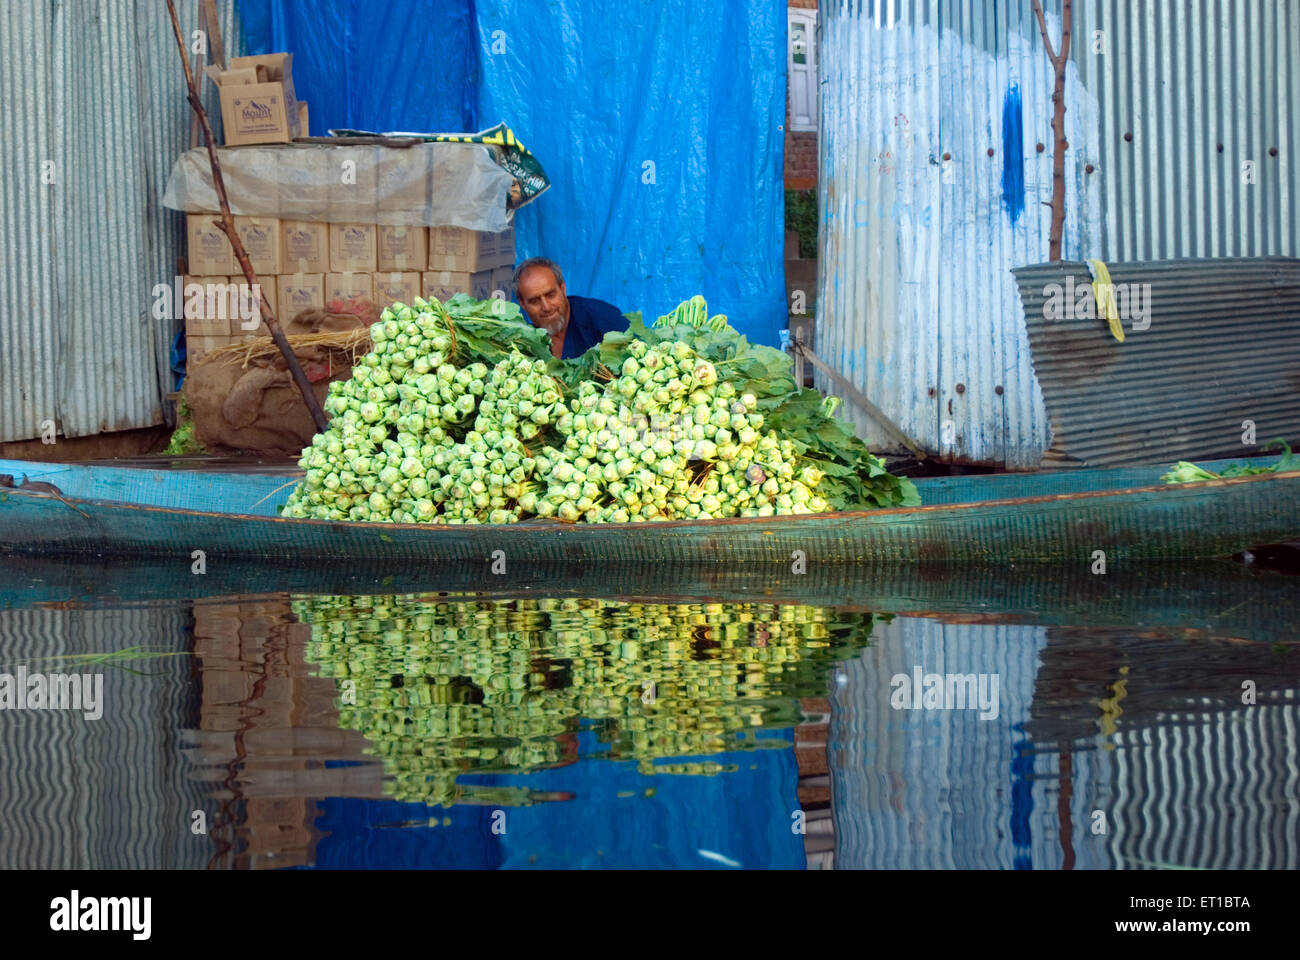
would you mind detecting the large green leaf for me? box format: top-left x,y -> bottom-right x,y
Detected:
432,295 -> 552,366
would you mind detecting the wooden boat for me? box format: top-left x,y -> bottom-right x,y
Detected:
0,455 -> 1297,565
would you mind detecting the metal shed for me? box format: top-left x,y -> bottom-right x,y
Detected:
816,0 -> 1300,467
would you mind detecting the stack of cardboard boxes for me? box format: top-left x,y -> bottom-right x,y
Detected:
184,215 -> 516,368
183,49 -> 520,371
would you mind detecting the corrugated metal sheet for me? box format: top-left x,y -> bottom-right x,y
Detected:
1073,0 -> 1300,261
0,0 -> 243,443
0,3 -> 59,445
1013,257 -> 1300,466
0,605 -> 207,869
818,0 -> 1299,467
819,0 -> 1101,468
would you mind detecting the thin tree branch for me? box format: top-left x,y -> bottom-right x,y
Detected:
1059,0 -> 1073,65
164,0 -> 328,433
1031,0 -> 1059,62
1031,0 -> 1072,261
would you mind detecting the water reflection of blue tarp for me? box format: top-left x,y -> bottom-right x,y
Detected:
304,729 -> 803,869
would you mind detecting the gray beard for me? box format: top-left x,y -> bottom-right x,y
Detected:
537,317 -> 566,337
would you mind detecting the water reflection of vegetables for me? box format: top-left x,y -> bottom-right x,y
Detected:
293,595 -> 877,807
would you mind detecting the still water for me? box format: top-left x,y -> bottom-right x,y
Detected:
0,559 -> 1296,869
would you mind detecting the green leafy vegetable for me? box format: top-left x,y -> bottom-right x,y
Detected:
1162,439 -> 1297,484
281,293 -> 920,522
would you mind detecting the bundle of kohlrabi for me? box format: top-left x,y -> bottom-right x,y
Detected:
280,294 -> 917,523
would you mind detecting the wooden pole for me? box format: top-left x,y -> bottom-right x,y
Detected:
1031,0 -> 1073,261
164,0 -> 328,433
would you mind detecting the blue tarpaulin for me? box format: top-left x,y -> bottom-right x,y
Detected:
236,0 -> 786,346
473,0 -> 786,345
234,0 -> 478,135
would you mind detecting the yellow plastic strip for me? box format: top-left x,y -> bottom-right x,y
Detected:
1088,258 -> 1125,343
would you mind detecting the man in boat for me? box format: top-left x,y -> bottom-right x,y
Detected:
512,257 -> 626,360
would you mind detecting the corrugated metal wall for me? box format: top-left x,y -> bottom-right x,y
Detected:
0,0 -> 243,443
0,606 -> 207,869
1014,258 -> 1300,466
1073,0 -> 1300,261
819,0 -> 1101,467
817,0 -> 1299,467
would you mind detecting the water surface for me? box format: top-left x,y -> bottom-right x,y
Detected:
0,559 -> 1295,869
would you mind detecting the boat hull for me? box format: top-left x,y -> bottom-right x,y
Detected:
1,457 -> 1298,564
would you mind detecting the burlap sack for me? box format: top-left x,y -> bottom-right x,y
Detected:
184,300 -> 377,456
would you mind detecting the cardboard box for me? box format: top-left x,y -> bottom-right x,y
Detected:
422,269 -> 493,303
329,222 -> 377,273
233,216 -> 282,275
218,83 -> 296,146
187,214 -> 236,275
183,277 -> 272,336
297,101 -> 309,137
280,220 -> 329,274
372,272 -> 421,309
376,225 -> 428,272
278,273 -> 325,324
488,266 -> 515,301
229,54 -> 299,133
324,272 -> 374,305
205,65 -> 258,87
376,149 -> 429,220
277,148 -> 332,216
232,276 -> 276,337
230,54 -> 296,96
213,53 -> 300,145
187,334 -> 236,367
183,276 -> 234,336
427,226 -> 515,272
492,222 -> 516,264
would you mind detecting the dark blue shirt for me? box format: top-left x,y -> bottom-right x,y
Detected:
558,295 -> 626,359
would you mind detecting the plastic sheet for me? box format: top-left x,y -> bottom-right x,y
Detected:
234,0 -> 478,136
162,141 -> 513,228
233,0 -> 788,344
474,0 -> 787,346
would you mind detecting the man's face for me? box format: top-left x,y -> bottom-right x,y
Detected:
516,267 -> 570,336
